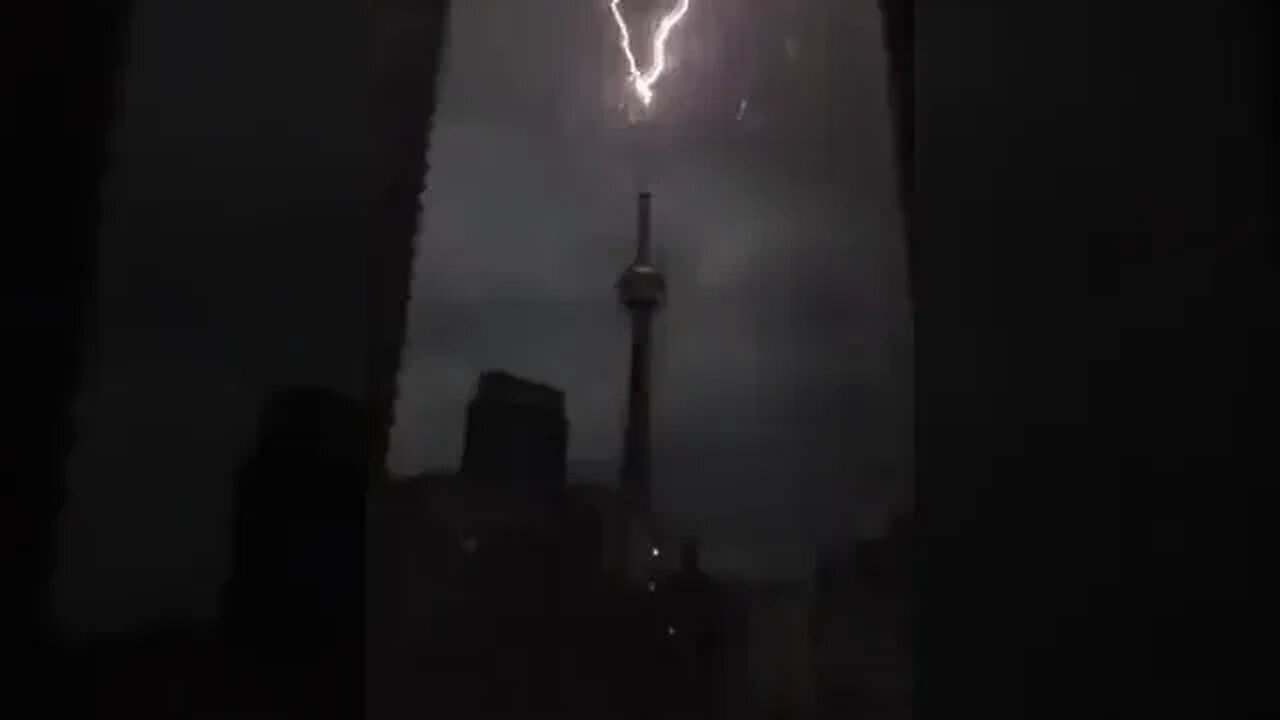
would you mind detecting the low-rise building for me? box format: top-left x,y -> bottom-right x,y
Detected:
812,513 -> 914,720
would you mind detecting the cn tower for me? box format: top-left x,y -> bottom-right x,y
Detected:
617,192 -> 666,517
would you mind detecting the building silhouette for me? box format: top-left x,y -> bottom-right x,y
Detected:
370,369 -> 685,718
221,386 -> 366,662
813,513 -> 914,720
653,538 -> 731,719
714,577 -> 818,719
460,370 -> 569,498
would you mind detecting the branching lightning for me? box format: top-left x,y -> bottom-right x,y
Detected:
609,0 -> 692,107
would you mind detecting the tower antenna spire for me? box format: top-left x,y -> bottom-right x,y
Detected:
636,191 -> 652,264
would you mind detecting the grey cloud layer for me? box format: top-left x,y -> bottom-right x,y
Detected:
389,0 -> 910,574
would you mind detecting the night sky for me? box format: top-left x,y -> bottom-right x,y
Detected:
50,0 -> 907,632
389,0 -> 910,580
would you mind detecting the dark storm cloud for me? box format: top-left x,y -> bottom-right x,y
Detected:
391,0 -> 910,577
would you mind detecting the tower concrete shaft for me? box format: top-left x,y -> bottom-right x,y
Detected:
617,192 -> 666,514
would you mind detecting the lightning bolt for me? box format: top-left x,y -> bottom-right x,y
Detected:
609,0 -> 692,107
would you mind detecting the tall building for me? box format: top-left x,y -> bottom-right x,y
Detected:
720,578 -> 818,718
654,539 -> 731,720
616,192 -> 673,581
222,386 -> 366,658
460,370 -> 569,499
813,513 -> 915,720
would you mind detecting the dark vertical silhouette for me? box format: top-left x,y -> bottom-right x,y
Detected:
460,370 -> 569,498
367,0 -> 454,483
617,191 -> 666,514
222,386 -> 366,668
877,0 -> 912,223
3,2 -> 134,710
904,5 -> 1270,716
814,516 -> 914,720
658,537 -> 728,719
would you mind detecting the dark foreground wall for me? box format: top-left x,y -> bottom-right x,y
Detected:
6,0 -> 450,711
897,3 -> 1271,716
222,387 -> 366,658
47,0 -> 366,633
47,0 -> 449,633
3,0 -> 136,701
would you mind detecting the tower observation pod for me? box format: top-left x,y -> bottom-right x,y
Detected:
617,192 -> 666,515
